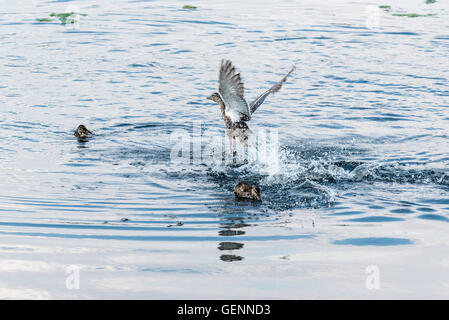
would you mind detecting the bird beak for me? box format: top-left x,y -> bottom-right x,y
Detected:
206,96 -> 212,100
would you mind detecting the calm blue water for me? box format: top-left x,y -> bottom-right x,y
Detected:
0,0 -> 448,299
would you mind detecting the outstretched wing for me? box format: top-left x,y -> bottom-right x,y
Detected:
249,65 -> 295,114
219,60 -> 251,122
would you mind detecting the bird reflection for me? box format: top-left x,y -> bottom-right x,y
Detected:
219,253 -> 243,262
206,188 -> 264,262
218,216 -> 247,262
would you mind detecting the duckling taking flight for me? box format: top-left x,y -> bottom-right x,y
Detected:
207,60 -> 295,152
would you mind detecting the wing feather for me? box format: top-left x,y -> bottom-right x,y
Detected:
218,59 -> 250,121
249,65 -> 295,114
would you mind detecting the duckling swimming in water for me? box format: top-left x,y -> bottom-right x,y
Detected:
74,125 -> 92,139
208,59 -> 295,152
234,181 -> 261,200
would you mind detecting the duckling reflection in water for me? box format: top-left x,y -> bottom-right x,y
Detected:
234,181 -> 261,200
74,125 -> 92,139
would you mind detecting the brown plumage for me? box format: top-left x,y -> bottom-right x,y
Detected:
208,60 -> 294,152
234,181 -> 261,200
207,92 -> 251,151
208,92 -> 232,129
74,125 -> 92,139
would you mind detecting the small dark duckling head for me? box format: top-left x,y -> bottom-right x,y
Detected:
234,181 -> 261,201
74,124 -> 92,139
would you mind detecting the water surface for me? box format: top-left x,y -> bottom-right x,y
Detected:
0,0 -> 448,299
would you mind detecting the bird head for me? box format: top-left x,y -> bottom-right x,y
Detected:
207,92 -> 221,104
